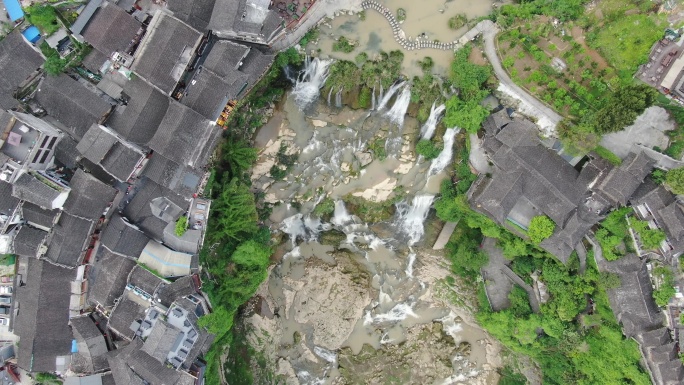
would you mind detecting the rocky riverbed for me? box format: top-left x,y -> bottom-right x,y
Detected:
235,84 -> 503,384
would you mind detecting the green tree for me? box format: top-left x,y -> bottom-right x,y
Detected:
591,84 -> 658,134
443,96 -> 489,133
666,166 -> 684,194
415,139 -> 442,159
44,55 -> 67,76
25,5 -> 60,36
528,216 -> 555,244
207,178 -> 258,244
450,45 -> 492,101
275,47 -> 303,67
220,139 -> 258,181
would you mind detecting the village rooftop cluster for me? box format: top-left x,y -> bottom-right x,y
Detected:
0,0 -> 286,383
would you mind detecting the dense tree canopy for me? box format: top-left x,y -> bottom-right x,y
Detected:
591,84 -> 658,134
25,5 -> 60,36
443,96 -> 490,133
666,167 -> 684,194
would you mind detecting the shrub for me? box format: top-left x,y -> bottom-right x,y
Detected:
313,198 -> 335,218
416,139 -> 442,160
25,5 -> 60,36
332,36 -> 355,53
666,167 -> 684,194
528,215 -> 555,244
175,216 -> 188,237
448,14 -> 468,30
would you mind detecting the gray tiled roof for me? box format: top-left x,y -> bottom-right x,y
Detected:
77,124 -> 118,163
106,77 -> 168,146
163,223 -> 201,254
54,135 -> 81,169
167,0 -> 216,31
81,49 -> 109,74
207,0 -> 239,36
87,248 -> 137,308
0,32 -> 44,110
63,169 -> 116,220
147,101 -> 220,168
12,172 -> 63,209
21,202 -> 59,230
81,1 -> 141,56
45,213 -> 94,267
106,339 -> 145,385
131,13 -> 202,94
100,214 -> 150,258
100,142 -> 143,182
35,75 -> 113,141
107,295 -> 146,340
70,315 -> 109,374
156,275 -> 198,307
71,0 -> 104,35
13,226 -> 47,258
122,177 -> 187,241
202,40 -> 249,75
471,172 -> 523,224
605,254 -> 663,338
240,46 -> 276,85
0,180 -> 20,216
141,319 -> 181,363
658,202 -> 684,242
128,265 -> 165,297
142,153 -> 202,196
127,349 -> 183,384
14,257 -> 74,372
180,69 -> 242,120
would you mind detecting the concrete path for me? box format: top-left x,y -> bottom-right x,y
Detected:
481,237 -> 514,311
432,221 -> 458,250
481,22 -> 563,136
271,0 -> 364,51
600,106 -> 673,159
468,133 -> 490,174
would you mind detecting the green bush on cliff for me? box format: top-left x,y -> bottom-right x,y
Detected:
358,87 -> 372,109
415,139 -> 441,160
333,36 -> 356,53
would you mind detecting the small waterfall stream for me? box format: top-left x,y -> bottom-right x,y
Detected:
292,57 -> 333,109
428,127 -> 460,176
395,195 -> 436,246
376,81 -> 405,111
419,102 -> 446,140
327,86 -> 334,106
384,85 -> 411,127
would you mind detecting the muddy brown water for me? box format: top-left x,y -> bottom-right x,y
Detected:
311,0 -> 494,77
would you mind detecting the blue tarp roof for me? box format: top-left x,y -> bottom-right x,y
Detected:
2,0 -> 24,22
71,339 -> 78,353
22,26 -> 40,43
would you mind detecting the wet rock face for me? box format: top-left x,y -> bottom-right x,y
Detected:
337,322 -> 463,385
285,254 -> 371,350
354,151 -> 373,167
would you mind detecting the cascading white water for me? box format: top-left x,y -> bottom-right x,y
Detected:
405,253 -> 416,277
376,81 -> 405,111
419,103 -> 446,140
331,200 -> 353,226
428,128 -> 460,176
384,85 -> 411,127
327,86 -> 334,106
335,89 -> 343,108
371,85 -> 376,110
292,57 -> 333,109
395,195 -> 436,245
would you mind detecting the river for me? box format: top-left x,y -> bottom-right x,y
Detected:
239,55 -> 502,384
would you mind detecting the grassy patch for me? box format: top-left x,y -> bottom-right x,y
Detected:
593,145 -> 622,165
591,14 -> 665,77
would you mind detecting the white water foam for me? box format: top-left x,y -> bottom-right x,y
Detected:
428,128 -> 460,177
292,57 -> 333,109
376,81 -> 406,111
384,85 -> 411,127
405,253 -> 416,278
395,195 -> 436,245
420,102 -> 446,140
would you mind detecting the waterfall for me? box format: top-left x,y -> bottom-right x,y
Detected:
335,88 -> 343,108
281,214 -> 306,247
283,65 -> 298,83
395,195 -> 435,245
292,57 -> 333,109
332,200 -> 353,226
406,253 -> 416,277
327,86 -> 334,106
419,102 -> 446,140
384,85 -> 411,127
428,128 -> 460,176
376,81 -> 405,111
371,84 -> 376,110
